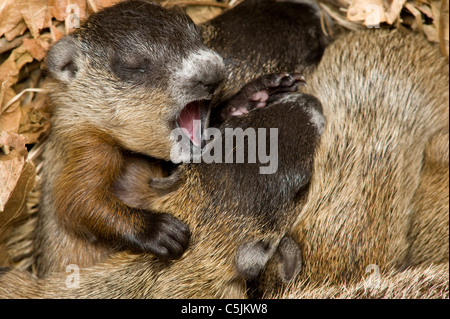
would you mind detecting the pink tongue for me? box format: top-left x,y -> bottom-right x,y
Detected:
178,101 -> 201,146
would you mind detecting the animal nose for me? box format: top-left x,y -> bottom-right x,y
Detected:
176,48 -> 225,99
201,80 -> 221,95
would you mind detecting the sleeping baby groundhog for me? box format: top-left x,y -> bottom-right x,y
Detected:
32,0 -> 332,279
35,0 -> 225,276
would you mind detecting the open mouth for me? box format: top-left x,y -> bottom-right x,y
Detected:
177,100 -> 209,147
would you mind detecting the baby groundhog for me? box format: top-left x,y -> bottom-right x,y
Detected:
267,29 -> 449,295
35,0 -> 225,276
0,73 -> 325,298
202,0 -> 332,101
33,0 -> 331,278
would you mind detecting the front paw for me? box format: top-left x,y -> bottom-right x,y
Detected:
129,212 -> 191,260
219,72 -> 306,120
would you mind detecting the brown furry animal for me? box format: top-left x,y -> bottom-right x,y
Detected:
403,131 -> 449,267
273,263 -> 449,299
31,0 -> 331,279
0,73 -> 325,298
202,1 -> 448,296
5,1 -> 446,300
34,0 -> 226,276
257,29 -> 449,295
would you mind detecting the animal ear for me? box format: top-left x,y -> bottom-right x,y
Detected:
46,35 -> 79,83
275,235 -> 302,282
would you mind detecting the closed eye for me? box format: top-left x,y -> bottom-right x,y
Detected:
122,66 -> 148,73
110,53 -> 152,80
119,58 -> 150,72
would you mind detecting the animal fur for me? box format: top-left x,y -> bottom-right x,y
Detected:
201,0 -> 331,102
2,1 -> 448,299
257,29 -> 449,296
34,0 -> 225,276
30,0 -> 330,279
272,263 -> 449,299
403,131 -> 449,267
0,75 -> 325,298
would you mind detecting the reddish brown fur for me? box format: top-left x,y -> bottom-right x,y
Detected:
31,0 -> 226,275
0,72 -> 324,298
53,127 -> 144,243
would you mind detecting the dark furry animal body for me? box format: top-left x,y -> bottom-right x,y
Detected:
202,0 -> 331,102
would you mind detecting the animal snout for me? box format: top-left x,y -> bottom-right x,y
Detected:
192,52 -> 225,98
199,78 -> 222,96
174,48 -> 225,100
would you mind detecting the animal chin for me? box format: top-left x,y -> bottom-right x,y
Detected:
177,100 -> 206,147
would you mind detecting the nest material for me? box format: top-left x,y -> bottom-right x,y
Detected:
0,0 -> 448,282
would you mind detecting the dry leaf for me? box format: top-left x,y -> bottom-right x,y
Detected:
0,88 -> 23,134
22,37 -> 47,60
20,32 -> 52,61
4,21 -> 28,42
89,0 -> 123,11
18,93 -> 51,144
0,130 -> 27,152
384,0 -> 406,24
417,3 -> 434,18
0,153 -> 36,267
186,5 -> 223,24
347,0 -> 387,26
0,0 -> 24,39
404,2 -> 424,33
423,23 -> 440,42
50,20 -> 66,42
0,131 -> 31,212
0,44 -> 34,107
0,131 -> 30,212
347,0 -> 406,26
15,0 -> 49,39
429,0 -> 442,21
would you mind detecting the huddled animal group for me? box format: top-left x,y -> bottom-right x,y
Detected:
0,0 -> 448,298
